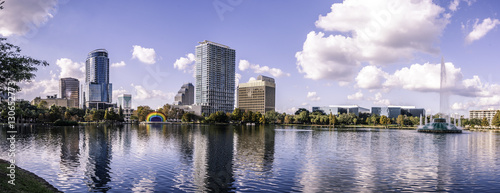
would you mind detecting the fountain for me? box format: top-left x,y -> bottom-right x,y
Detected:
417,58 -> 462,133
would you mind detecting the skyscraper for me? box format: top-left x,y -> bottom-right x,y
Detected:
60,77 -> 79,108
237,75 -> 276,114
174,83 -> 194,105
195,40 -> 235,115
84,49 -> 112,109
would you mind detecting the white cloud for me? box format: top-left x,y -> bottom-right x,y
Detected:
235,73 -> 242,85
238,60 -> 250,71
372,92 -> 390,106
286,107 -> 298,115
248,77 -> 256,82
132,84 -> 175,100
347,90 -> 364,100
111,61 -> 126,68
238,60 -> 290,78
56,58 -> 85,80
296,0 -> 449,81
384,62 -> 462,93
465,18 -> 500,44
0,0 -> 57,37
173,53 -> 195,73
307,91 -> 321,101
449,0 -> 460,11
356,65 -> 388,89
132,45 -> 157,64
19,70 -> 58,97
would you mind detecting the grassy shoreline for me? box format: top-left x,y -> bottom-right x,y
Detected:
0,159 -> 61,193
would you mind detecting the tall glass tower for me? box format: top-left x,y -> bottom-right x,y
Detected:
84,49 -> 112,109
195,40 -> 235,115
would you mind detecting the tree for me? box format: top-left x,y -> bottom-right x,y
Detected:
294,108 -> 309,115
380,115 -> 390,127
297,110 -> 310,124
64,110 -> 71,120
329,113 -> 336,126
259,115 -> 266,124
481,117 -> 489,126
0,38 -> 49,93
353,118 -> 357,125
119,105 -> 124,119
134,106 -> 153,122
104,109 -> 109,120
284,115 -> 291,124
370,114 -> 379,125
492,111 -> 500,127
396,115 -> 404,127
232,108 -> 242,121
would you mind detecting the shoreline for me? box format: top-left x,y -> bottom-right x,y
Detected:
0,159 -> 61,193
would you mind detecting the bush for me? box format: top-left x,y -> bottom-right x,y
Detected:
54,119 -> 78,126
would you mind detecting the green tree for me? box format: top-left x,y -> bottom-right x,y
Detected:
64,110 -> 71,120
492,111 -> 500,127
259,115 -> 266,124
481,117 -> 489,126
104,109 -> 109,120
119,106 -> 124,119
232,108 -> 243,121
0,38 -> 49,93
353,118 -> 357,125
396,115 -> 404,127
284,115 -> 291,124
380,115 -> 390,127
297,110 -> 310,124
134,106 -> 153,122
294,108 -> 309,115
329,113 -> 336,126
370,114 -> 379,125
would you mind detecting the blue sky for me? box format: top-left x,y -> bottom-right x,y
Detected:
1,0 -> 500,117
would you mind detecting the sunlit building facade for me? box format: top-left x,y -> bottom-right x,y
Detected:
195,40 -> 235,115
84,49 -> 113,109
60,77 -> 79,108
237,75 -> 275,114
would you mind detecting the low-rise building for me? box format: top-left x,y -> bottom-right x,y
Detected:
470,109 -> 498,123
31,95 -> 78,109
371,106 -> 425,119
312,105 -> 369,116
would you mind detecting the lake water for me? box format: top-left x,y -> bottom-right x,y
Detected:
1,124 -> 500,192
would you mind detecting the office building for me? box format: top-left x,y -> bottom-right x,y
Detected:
83,49 -> 113,109
371,106 -> 426,119
312,105 -> 369,116
31,95 -> 77,109
237,75 -> 275,114
60,77 -> 79,108
470,109 -> 499,122
195,40 -> 235,115
117,94 -> 133,122
174,83 -> 195,105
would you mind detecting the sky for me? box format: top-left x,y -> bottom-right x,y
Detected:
1,0 -> 500,117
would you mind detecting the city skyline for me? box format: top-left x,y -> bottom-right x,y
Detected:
2,0 -> 500,116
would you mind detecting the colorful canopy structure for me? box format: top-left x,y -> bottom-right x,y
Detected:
146,112 -> 166,122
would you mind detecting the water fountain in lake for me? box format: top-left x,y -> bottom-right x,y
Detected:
417,58 -> 462,133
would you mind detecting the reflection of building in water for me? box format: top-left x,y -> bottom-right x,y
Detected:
59,127 -> 81,176
188,125 -> 235,192
205,125 -> 235,192
83,125 -> 112,192
233,126 -> 275,173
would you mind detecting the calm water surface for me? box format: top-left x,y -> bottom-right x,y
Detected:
1,124 -> 500,192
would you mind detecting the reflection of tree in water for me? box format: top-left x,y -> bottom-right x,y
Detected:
84,125 -> 112,192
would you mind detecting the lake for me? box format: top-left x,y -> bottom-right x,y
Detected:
1,124 -> 500,192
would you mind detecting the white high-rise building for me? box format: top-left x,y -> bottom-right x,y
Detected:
117,94 -> 133,122
195,40 -> 235,115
